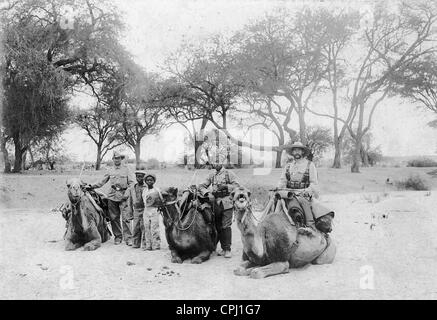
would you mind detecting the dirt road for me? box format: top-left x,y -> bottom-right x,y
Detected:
1,186 -> 437,299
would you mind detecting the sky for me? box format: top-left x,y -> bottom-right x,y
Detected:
64,0 -> 437,163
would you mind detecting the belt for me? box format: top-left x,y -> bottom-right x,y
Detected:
111,185 -> 127,191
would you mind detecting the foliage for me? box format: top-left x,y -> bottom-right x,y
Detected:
32,135 -> 70,170
407,158 -> 437,167
304,125 -> 334,162
395,174 -> 430,191
1,0 -> 127,172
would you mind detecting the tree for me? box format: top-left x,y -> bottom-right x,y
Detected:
389,53 -> 437,120
100,63 -> 163,170
163,35 -> 245,167
231,8 -> 342,167
342,131 -> 382,167
305,9 -> 361,168
307,2 -> 437,173
74,103 -> 123,170
1,0 -> 127,172
32,134 -> 69,170
344,1 -> 437,172
304,125 -> 334,162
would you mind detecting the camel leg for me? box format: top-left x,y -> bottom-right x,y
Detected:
170,249 -> 183,264
191,250 -> 212,264
249,261 -> 290,279
234,260 -> 258,276
65,239 -> 82,251
83,227 -> 102,251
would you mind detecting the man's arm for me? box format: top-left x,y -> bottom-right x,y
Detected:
198,174 -> 212,195
226,171 -> 240,193
92,172 -> 110,189
306,162 -> 319,198
125,187 -> 134,220
127,168 -> 135,187
277,166 -> 288,188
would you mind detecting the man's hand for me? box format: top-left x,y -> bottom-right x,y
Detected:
301,188 -> 313,198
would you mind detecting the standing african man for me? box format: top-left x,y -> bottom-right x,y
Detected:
126,170 -> 147,248
91,151 -> 135,245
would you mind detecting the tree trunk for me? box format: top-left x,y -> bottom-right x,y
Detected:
95,146 -> 102,170
134,142 -> 141,170
351,139 -> 361,173
332,143 -> 342,168
298,106 -> 307,144
361,146 -> 369,167
12,134 -> 23,173
215,129 -> 220,164
275,150 -> 282,168
194,139 -> 202,169
1,135 -> 11,173
332,119 -> 342,168
237,140 -> 242,168
21,150 -> 27,171
194,118 -> 208,169
28,146 -> 35,167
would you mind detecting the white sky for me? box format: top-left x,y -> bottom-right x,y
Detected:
64,0 -> 437,163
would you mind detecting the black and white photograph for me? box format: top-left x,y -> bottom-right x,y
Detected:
1,0 -> 437,302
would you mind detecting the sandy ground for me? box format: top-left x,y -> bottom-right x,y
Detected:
1,167 -> 437,299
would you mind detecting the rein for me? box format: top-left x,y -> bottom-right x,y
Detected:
157,189 -> 198,231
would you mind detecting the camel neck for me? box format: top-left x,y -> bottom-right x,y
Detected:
237,208 -> 257,234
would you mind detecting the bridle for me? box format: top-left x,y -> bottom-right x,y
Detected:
156,189 -> 198,231
232,195 -> 259,225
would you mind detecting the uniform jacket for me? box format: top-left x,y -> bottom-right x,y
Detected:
278,158 -> 319,198
93,164 -> 135,202
198,167 -> 240,210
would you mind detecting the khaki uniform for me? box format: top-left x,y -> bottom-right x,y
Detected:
198,167 -> 240,251
126,182 -> 146,248
92,164 -> 135,242
142,187 -> 161,250
278,158 -> 334,226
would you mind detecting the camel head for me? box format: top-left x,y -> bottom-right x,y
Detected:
144,187 -> 178,207
230,187 -> 251,217
66,178 -> 86,206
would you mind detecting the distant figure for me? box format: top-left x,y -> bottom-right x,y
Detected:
90,151 -> 134,245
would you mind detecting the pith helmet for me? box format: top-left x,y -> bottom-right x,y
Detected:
284,141 -> 309,153
135,170 -> 147,175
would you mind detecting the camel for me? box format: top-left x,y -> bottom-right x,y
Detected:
145,186 -> 218,264
63,178 -> 111,251
231,187 -> 336,279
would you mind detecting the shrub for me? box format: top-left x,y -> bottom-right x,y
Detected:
395,174 -> 430,191
407,158 -> 437,167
